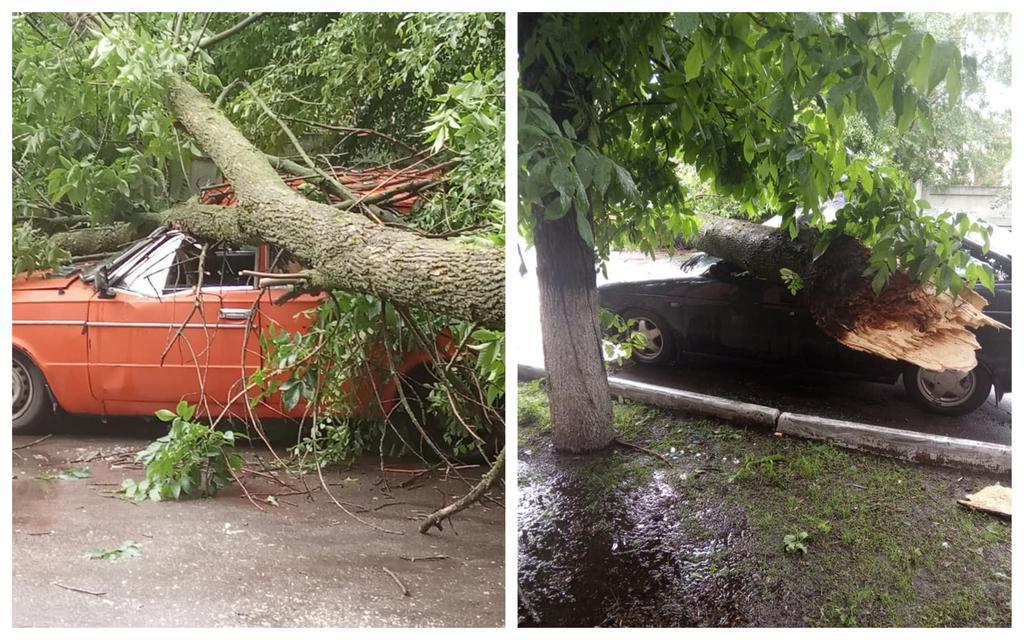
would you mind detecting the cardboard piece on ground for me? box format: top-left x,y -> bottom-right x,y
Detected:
957,484 -> 1011,517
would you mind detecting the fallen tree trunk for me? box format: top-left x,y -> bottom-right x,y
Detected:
53,210 -> 168,256
689,214 -> 1007,372
55,13 -> 503,328
165,78 -> 504,328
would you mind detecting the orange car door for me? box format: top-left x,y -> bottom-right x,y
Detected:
87,232 -> 191,405
171,245 -> 264,418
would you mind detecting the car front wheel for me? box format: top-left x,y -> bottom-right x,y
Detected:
902,363 -> 993,416
13,351 -> 52,433
624,309 -> 675,365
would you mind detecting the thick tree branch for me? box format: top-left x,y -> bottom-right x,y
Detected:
689,214 -> 1007,372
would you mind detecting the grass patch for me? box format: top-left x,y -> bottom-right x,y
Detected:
575,452 -> 653,505
518,379 -> 551,446
518,384 -> 1011,627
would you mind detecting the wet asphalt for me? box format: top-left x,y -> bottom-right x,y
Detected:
12,424 -> 504,628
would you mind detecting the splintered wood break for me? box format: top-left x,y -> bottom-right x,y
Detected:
827,278 -> 1007,372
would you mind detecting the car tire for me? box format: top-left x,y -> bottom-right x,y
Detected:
623,309 -> 675,365
13,350 -> 53,433
902,362 -> 993,416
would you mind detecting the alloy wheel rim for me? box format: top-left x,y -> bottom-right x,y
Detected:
917,369 -> 976,407
635,318 -> 664,360
13,359 -> 33,421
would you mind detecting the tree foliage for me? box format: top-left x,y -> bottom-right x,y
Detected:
13,12 -> 505,465
519,12 -> 996,297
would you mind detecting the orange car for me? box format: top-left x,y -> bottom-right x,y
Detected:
12,228 -> 431,432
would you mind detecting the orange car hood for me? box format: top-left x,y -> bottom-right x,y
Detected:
12,272 -> 81,291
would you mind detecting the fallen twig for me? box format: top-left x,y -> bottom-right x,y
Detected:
419,448 -> 504,534
53,581 -> 106,597
13,434 -> 53,450
382,567 -> 410,597
613,437 -> 671,466
399,554 -> 450,562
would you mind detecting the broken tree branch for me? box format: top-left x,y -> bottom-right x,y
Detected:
281,115 -> 422,156
689,214 -> 1007,372
419,448 -> 505,534
165,78 -> 504,327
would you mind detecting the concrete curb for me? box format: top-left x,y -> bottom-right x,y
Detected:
607,377 -> 780,428
517,364 -> 1011,474
776,412 -> 1011,475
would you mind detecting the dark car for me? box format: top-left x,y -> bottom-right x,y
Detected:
597,241 -> 1011,416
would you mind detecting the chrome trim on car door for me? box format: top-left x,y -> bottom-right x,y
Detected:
13,320 -> 248,330
218,308 -> 254,321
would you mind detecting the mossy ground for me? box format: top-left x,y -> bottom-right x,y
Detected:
518,381 -> 1011,627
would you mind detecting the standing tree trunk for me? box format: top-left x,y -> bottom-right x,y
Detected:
521,13 -> 615,453
534,211 -> 616,452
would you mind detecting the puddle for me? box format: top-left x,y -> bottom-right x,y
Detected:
518,455 -> 758,627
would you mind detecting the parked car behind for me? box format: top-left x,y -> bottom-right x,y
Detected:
597,239 -> 1011,416
12,228 -> 433,432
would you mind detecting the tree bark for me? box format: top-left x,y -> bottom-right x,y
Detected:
53,14 -> 504,328
41,76 -> 503,327
162,78 -> 504,328
534,211 -> 616,452
521,13 -> 615,453
690,213 -> 1007,372
53,210 -> 168,256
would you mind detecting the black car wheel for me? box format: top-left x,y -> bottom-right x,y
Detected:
624,310 -> 675,365
902,363 -> 993,416
13,350 -> 52,433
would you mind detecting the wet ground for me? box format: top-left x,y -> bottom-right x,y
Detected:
518,383 -> 1011,627
12,419 -> 504,627
517,245 -> 1012,444
519,454 -> 754,626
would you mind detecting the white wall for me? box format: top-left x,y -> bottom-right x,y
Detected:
920,184 -> 1011,229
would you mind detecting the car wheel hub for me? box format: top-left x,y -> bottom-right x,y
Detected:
917,369 -> 976,407
13,359 -> 33,421
635,318 -> 663,358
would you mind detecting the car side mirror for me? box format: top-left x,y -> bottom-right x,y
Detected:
95,266 -> 116,299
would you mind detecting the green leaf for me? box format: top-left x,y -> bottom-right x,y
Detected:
549,162 -> 576,199
672,13 -> 700,39
894,31 -> 924,74
910,34 -> 936,92
871,267 -> 888,295
614,165 -> 640,202
575,209 -> 595,247
945,53 -> 962,106
574,148 -> 595,188
857,82 -> 880,128
593,157 -> 614,196
770,90 -> 794,124
812,235 -> 831,261
785,146 -> 806,163
684,40 -> 704,81
562,119 -> 576,140
155,409 -> 176,422
928,41 -> 956,94
742,135 -> 755,163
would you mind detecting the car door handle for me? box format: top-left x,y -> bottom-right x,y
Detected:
219,308 -> 253,321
